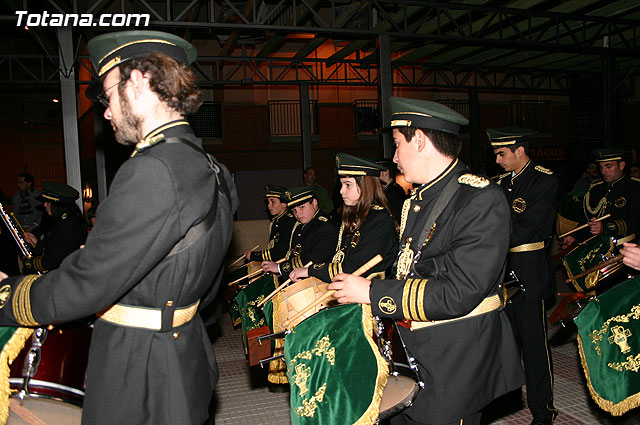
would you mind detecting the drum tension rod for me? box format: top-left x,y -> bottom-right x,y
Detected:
258,353 -> 285,368
256,330 -> 290,345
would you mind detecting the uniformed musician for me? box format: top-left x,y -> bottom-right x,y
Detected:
562,148 -> 640,248
23,181 -> 86,273
490,127 -> 559,425
0,31 -> 238,425
376,158 -> 407,223
288,153 -> 398,282
262,186 -> 338,278
244,184 -> 296,262
328,97 -> 524,425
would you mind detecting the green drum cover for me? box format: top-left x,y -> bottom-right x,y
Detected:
574,277 -> 640,415
235,274 -> 277,350
563,234 -> 614,292
285,304 -> 388,425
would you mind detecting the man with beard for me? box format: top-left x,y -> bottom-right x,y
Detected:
327,97 -> 524,425
0,30 -> 238,425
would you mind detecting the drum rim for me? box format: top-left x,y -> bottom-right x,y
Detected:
9,378 -> 84,406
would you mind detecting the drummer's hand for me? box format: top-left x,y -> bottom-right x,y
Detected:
24,232 -> 37,246
561,235 -> 576,249
244,250 -> 252,260
261,261 -> 279,274
289,267 -> 309,282
0,271 -> 7,281
588,218 -> 603,234
329,273 -> 371,304
620,242 -> 640,271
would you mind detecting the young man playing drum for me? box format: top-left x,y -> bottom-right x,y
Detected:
328,97 -> 524,425
244,184 -> 296,263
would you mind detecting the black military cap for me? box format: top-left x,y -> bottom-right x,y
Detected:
336,153 -> 384,177
38,181 -> 79,203
389,97 -> 469,136
284,187 -> 316,209
593,148 -> 628,162
487,126 -> 534,148
375,158 -> 395,171
264,184 -> 288,201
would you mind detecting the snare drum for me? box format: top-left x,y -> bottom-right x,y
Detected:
374,318 -> 421,421
10,322 -> 92,406
7,397 -> 82,425
563,235 -> 624,292
275,276 -> 332,330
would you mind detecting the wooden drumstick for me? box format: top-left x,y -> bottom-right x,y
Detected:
225,245 -> 259,271
282,254 -> 383,329
558,214 -> 611,239
227,257 -> 285,286
565,253 -> 623,283
257,261 -> 313,308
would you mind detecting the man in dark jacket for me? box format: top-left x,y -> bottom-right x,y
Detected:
0,31 -> 238,425
329,97 -> 524,425
491,126 -> 559,425
262,186 -> 338,278
377,158 -> 407,223
23,181 -> 86,273
244,184 -> 296,262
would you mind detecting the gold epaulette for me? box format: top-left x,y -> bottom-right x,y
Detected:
589,179 -> 604,189
458,173 -> 490,188
491,172 -> 510,181
535,165 -> 553,175
372,205 -> 384,210
631,177 -> 640,183
318,216 -> 328,222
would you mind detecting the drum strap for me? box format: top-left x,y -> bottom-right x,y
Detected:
162,137 -> 231,258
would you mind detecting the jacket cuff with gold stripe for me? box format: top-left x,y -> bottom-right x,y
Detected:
0,274 -> 42,326
279,256 -> 305,275
369,278 -> 429,321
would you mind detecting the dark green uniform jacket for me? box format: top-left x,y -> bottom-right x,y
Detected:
0,122 -> 238,425
279,210 -> 338,277
249,210 -> 296,262
308,207 -> 398,281
369,160 -> 524,424
578,174 -> 640,241
496,161 -> 558,302
27,214 -> 86,273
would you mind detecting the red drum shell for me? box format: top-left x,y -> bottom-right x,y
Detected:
10,322 -> 92,406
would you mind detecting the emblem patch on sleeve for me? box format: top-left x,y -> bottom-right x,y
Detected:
512,197 -> 527,213
378,296 -> 397,314
0,284 -> 10,309
615,197 -> 627,208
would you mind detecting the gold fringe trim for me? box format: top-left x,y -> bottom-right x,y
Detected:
354,305 -> 389,425
268,293 -> 288,384
0,327 -> 34,424
577,334 -> 640,416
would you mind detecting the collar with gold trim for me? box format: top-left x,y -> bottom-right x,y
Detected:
415,158 -> 459,200
510,159 -> 531,184
132,120 -> 190,157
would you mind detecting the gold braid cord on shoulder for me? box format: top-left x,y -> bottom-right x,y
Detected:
0,327 -> 34,423
13,275 -> 41,326
354,304 -> 389,425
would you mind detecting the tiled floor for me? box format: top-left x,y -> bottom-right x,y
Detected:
211,267 -> 640,424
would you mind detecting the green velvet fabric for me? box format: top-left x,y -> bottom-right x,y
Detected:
285,304 -> 388,425
225,264 -> 252,326
574,277 -> 640,415
0,327 -> 18,349
563,234 -> 614,292
235,274 -> 276,349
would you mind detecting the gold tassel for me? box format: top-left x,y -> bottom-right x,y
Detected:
0,327 -> 34,424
